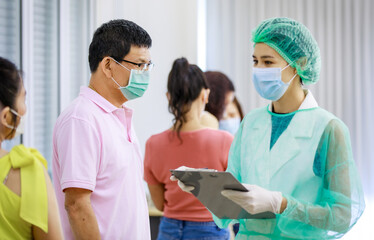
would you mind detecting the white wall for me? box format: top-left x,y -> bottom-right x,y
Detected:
95,0 -> 199,154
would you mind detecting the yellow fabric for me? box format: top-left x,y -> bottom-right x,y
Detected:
0,145 -> 48,239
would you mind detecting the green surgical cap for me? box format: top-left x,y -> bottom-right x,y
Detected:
252,17 -> 321,85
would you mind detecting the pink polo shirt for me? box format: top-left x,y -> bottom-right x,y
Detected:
52,86 -> 150,240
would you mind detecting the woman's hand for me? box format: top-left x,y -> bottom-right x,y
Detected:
221,184 -> 284,214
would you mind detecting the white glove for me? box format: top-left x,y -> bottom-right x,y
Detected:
170,166 -> 195,193
221,184 -> 283,214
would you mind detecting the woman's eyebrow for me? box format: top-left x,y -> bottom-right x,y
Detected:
252,55 -> 274,59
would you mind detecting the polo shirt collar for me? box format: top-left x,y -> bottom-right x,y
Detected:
80,86 -> 127,113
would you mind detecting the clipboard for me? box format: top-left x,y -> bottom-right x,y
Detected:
170,169 -> 276,219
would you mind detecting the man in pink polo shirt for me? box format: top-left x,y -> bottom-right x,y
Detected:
52,19 -> 153,239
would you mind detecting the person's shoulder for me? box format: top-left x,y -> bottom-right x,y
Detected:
63,95 -> 95,117
146,129 -> 171,144
240,106 -> 268,125
308,107 -> 336,118
200,111 -> 219,129
9,145 -> 47,169
201,128 -> 234,141
306,107 -> 350,135
245,106 -> 268,118
56,96 -> 98,126
308,107 -> 345,127
324,118 -> 349,136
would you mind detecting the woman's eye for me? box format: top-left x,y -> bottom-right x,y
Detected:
253,60 -> 258,65
265,61 -> 273,65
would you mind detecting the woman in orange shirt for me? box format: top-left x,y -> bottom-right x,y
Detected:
144,58 -> 233,240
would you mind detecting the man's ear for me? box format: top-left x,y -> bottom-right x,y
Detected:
100,57 -> 113,79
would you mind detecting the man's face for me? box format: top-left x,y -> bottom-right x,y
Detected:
110,46 -> 151,88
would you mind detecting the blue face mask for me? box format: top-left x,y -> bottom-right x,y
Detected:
252,65 -> 297,101
110,58 -> 150,100
219,117 -> 241,135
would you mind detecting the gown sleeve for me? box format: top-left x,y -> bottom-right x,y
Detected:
212,115 -> 246,228
279,119 -> 365,238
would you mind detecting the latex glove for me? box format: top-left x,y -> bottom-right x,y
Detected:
170,166 -> 195,193
221,184 -> 283,214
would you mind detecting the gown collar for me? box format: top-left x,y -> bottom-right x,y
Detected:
268,89 -> 319,112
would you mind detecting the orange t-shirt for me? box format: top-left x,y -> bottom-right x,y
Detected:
144,128 -> 234,222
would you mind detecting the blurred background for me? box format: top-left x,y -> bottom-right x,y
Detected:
0,0 -> 373,238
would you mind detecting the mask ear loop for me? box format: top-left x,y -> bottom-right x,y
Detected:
286,73 -> 298,85
4,109 -> 21,130
281,63 -> 297,85
111,77 -> 122,89
10,109 -> 21,117
281,64 -> 290,71
109,57 -> 130,89
110,57 -> 131,72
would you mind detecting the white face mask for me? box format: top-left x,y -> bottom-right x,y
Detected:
4,109 -> 25,138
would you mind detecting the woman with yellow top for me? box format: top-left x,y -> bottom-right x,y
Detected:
0,57 -> 63,239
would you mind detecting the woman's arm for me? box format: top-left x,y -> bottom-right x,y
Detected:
148,184 -> 165,212
33,167 -> 63,240
281,119 -> 365,237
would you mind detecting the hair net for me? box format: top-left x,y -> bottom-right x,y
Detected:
252,17 -> 321,85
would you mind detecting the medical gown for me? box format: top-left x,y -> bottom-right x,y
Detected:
213,106 -> 365,240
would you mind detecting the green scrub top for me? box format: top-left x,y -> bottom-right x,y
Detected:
213,106 -> 365,240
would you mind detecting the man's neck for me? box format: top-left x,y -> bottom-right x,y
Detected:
89,75 -> 127,108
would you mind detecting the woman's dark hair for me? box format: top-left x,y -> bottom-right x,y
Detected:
204,71 -> 235,120
0,57 -> 22,135
88,19 -> 152,73
167,58 -> 208,140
